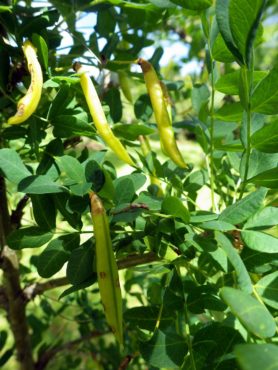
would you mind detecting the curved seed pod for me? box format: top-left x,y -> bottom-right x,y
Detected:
73,62 -> 135,167
89,192 -> 123,344
160,80 -> 173,124
137,58 -> 187,169
118,71 -> 133,103
8,40 -> 43,125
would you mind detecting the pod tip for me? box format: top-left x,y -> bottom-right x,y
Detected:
136,58 -> 152,73
72,61 -> 82,72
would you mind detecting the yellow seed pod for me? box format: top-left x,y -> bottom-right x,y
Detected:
137,58 -> 187,169
8,40 -> 43,125
74,62 -> 135,167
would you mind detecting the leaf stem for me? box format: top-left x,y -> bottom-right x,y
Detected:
176,266 -> 197,370
239,66 -> 253,199
207,21 -> 216,212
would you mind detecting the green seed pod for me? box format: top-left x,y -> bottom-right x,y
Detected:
90,191 -> 123,344
74,62 -> 135,167
137,58 -> 187,169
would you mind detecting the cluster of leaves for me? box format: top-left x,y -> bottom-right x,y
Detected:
0,0 -> 277,369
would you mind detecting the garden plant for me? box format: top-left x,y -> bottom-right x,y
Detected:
0,0 -> 277,369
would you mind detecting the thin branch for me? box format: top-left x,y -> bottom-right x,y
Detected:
23,277 -> 69,302
10,194 -> 29,230
0,176 -> 11,252
118,354 -> 134,370
0,286 -> 8,311
111,203 -> 149,215
0,177 -> 35,370
23,252 -> 159,301
35,331 -> 105,370
117,251 -> 158,270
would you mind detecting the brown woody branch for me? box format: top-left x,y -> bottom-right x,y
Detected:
0,286 -> 8,311
10,194 -> 29,229
0,176 -> 35,370
23,252 -> 158,301
118,354 -> 134,370
23,277 -> 69,302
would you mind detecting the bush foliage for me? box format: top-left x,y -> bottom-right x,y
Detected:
0,1 -> 277,369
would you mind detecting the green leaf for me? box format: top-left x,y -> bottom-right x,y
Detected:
59,233 -> 80,252
36,138 -> 64,176
56,155 -> 91,196
66,242 -> 94,285
148,0 -> 175,8
162,196 -> 190,223
140,330 -> 188,368
191,84 -> 210,114
187,286 -> 227,313
67,194 -> 89,214
251,65 -> 278,114
215,232 -> 252,293
170,0 -> 212,10
59,276 -> 96,299
183,170 -> 208,193
51,76 -> 79,85
199,220 -> 235,231
245,151 -> 278,180
247,167 -> 278,189
53,193 -> 82,230
104,87 -> 122,122
85,160 -> 106,193
0,6 -> 12,13
241,230 -> 278,253
235,344 -> 278,370
215,142 -> 244,152
0,331 -> 7,351
124,306 -> 174,331
229,0 -> 266,66
56,155 -> 84,182
215,102 -> 243,122
244,207 -> 278,230
96,8 -> 116,37
7,227 -> 53,250
18,175 -> 67,194
190,211 -> 218,223
219,187 -> 267,224
215,0 -> 243,64
0,348 -> 13,367
114,177 -> 135,205
52,115 -> 96,138
215,70 -> 268,95
31,195 -> 56,230
32,33 -> 48,70
0,148 -> 31,184
37,238 -> 70,278
47,84 -> 71,120
134,94 -> 153,122
135,192 -> 162,211
113,123 -> 155,140
251,122 -> 278,153
192,323 -> 244,369
129,173 -> 147,191
220,287 -> 276,338
212,32 -> 235,63
255,272 -> 278,309
1,126 -> 27,140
